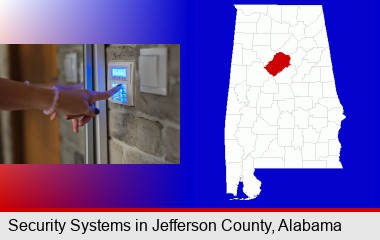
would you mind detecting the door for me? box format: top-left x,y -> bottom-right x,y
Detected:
83,44 -> 108,164
10,44 -> 60,163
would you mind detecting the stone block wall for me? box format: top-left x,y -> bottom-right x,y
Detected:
106,44 -> 180,164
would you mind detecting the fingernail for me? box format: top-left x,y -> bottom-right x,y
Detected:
95,108 -> 100,115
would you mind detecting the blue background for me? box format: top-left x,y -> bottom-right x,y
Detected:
0,0 -> 378,209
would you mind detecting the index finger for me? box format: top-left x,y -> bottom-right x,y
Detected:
90,84 -> 122,102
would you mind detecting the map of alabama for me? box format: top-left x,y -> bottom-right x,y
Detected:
225,5 -> 345,200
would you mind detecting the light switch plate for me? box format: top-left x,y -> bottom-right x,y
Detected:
139,55 -> 158,88
139,47 -> 168,96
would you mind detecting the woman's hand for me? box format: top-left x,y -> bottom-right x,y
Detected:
53,84 -> 122,133
0,78 -> 121,133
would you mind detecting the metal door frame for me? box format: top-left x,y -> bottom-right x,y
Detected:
84,44 -> 108,164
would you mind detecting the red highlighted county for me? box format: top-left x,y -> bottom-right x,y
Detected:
264,52 -> 291,76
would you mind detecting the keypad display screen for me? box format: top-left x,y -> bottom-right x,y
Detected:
111,83 -> 127,104
111,67 -> 127,80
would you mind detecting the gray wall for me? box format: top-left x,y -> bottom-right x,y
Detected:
107,44 -> 180,164
56,45 -> 85,164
